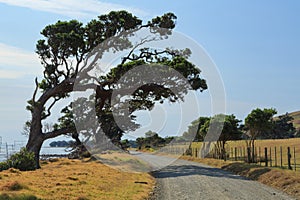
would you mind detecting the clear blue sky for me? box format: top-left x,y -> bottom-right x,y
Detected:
0,0 -> 300,143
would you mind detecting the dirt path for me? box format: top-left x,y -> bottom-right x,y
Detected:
131,152 -> 295,200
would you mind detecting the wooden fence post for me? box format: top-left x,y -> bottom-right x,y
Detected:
280,146 -> 283,168
274,146 -> 277,167
265,147 -> 268,167
270,147 -> 272,167
252,145 -> 255,163
255,147 -> 257,163
235,147 -> 237,161
287,147 -> 292,170
294,147 -> 296,171
259,146 -> 261,166
239,147 -> 243,160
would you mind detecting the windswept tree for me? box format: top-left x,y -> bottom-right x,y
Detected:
24,11 -> 208,168
201,114 -> 241,159
245,108 -> 277,162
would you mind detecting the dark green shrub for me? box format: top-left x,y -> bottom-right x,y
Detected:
0,193 -> 9,200
0,161 -> 9,171
4,181 -> 24,191
0,193 -> 40,200
14,195 -> 40,200
6,148 -> 36,171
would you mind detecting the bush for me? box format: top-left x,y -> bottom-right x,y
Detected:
3,181 -> 24,191
0,148 -> 36,172
0,193 -> 39,200
0,161 -> 9,171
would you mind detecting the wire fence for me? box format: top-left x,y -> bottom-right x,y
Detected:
162,138 -> 300,171
0,137 -> 70,161
224,145 -> 299,170
0,140 -> 25,161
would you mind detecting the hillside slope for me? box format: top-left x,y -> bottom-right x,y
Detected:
287,111 -> 300,129
277,111 -> 300,130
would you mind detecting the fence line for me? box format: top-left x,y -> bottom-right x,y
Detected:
198,145 -> 299,171
0,141 -> 25,161
162,139 -> 299,171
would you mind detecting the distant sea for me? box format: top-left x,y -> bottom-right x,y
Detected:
0,146 -> 68,162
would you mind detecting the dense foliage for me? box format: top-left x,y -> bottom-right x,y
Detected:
136,131 -> 174,150
24,11 -> 207,168
181,117 -> 210,142
263,113 -> 296,139
0,148 -> 36,171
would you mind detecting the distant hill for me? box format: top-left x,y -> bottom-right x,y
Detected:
287,111 -> 300,130
277,111 -> 300,130
49,140 -> 72,147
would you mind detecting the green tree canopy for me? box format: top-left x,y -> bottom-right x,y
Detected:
245,108 -> 277,140
201,114 -> 242,159
182,117 -> 210,142
244,108 -> 277,162
24,11 -> 208,168
262,113 -> 296,139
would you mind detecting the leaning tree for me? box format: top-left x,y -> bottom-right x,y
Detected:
24,11 -> 208,168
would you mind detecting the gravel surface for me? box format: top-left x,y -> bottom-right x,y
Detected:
130,152 -> 295,200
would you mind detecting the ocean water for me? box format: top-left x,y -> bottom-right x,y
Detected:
0,146 -> 68,162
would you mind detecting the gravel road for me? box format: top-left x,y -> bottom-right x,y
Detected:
130,152 -> 295,200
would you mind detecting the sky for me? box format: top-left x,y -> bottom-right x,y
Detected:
0,0 -> 300,143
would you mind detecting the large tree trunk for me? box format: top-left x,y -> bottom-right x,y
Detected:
26,105 -> 45,169
26,134 -> 44,169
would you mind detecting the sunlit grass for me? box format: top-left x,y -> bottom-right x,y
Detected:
0,158 -> 154,200
94,152 -> 152,172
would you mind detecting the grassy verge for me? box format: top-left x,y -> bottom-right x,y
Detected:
0,158 -> 154,200
180,156 -> 300,199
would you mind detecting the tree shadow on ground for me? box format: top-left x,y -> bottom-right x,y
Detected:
151,163 -> 247,180
221,162 -> 271,180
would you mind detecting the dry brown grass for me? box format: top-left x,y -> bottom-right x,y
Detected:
1,181 -> 26,191
93,152 -> 152,172
179,155 -> 300,199
0,158 -> 154,200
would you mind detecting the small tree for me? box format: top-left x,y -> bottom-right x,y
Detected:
263,113 -> 296,139
245,108 -> 277,162
201,114 -> 241,159
182,117 -> 210,142
295,129 -> 300,138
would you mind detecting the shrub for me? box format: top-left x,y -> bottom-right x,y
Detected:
0,193 -> 9,200
0,193 -> 39,200
0,161 -> 9,171
5,148 -> 36,171
3,181 -> 24,191
14,195 -> 40,200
